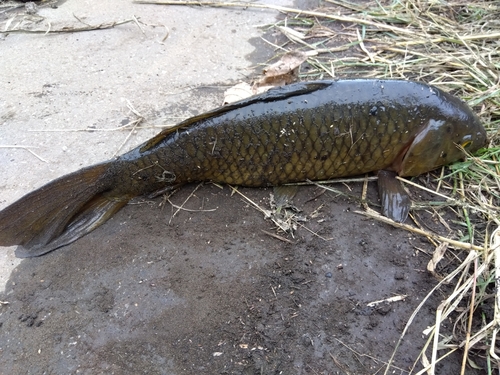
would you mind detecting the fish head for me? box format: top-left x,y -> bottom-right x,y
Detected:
399,112 -> 487,177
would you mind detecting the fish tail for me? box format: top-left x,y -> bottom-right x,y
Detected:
0,162 -> 132,257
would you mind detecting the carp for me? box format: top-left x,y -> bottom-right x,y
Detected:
0,79 -> 487,257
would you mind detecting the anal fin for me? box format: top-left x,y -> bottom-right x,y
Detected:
273,185 -> 299,214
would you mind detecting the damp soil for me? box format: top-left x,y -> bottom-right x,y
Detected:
0,182 -> 486,374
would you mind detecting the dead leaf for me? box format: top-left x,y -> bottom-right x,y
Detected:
223,82 -> 253,104
222,51 -> 308,104
255,51 -> 307,88
427,242 -> 449,278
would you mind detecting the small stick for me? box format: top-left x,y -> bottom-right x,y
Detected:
361,174 -> 369,211
0,145 -> 48,163
460,256 -> 478,375
431,301 -> 445,374
295,221 -> 333,241
166,199 -> 216,213
396,176 -> 454,201
132,15 -> 146,34
229,185 -> 272,218
367,294 -> 407,307
491,227 -> 500,360
1,18 -> 135,34
112,117 -> 143,157
261,230 -> 295,244
355,209 -> 483,251
112,100 -> 145,157
169,183 -> 203,224
133,1 -> 423,36
289,176 -> 378,186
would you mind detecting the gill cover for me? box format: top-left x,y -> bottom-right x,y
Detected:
399,119 -> 482,177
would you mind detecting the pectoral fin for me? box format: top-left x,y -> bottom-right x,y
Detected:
273,185 -> 298,211
377,170 -> 411,223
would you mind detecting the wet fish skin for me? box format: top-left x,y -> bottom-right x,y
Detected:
113,80 -> 485,190
0,79 -> 487,257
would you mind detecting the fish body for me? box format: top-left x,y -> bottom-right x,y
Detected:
0,79 -> 487,257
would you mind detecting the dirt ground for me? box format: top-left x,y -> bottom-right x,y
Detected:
0,1 -> 483,375
2,181 -> 485,374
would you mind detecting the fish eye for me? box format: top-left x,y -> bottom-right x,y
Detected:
460,134 -> 473,149
461,140 -> 472,149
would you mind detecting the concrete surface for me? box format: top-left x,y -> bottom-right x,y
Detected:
0,0 -> 282,290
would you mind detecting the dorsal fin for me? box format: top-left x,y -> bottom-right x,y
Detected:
140,81 -> 332,152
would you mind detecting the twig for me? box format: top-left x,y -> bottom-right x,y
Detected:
168,183 -> 203,224
491,227 -> 500,360
229,185 -> 272,218
367,294 -> 407,308
289,176 -> 378,185
0,145 -> 48,163
295,221 -> 333,241
355,208 -> 483,251
335,338 -> 408,373
112,100 -> 145,157
1,18 -> 135,34
460,256 -> 478,375
261,229 -> 295,244
132,15 -> 146,34
166,199 -> 216,213
133,0 -> 423,36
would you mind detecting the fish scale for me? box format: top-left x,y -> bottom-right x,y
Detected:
0,79 -> 487,257
142,97 -> 415,187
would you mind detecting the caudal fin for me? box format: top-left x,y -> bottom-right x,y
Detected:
0,162 -> 131,257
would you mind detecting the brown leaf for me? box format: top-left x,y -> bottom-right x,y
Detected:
255,51 -> 307,88
223,82 -> 254,104
222,51 -> 308,105
427,242 -> 449,279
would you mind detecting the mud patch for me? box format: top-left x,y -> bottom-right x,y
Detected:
0,183 -> 481,374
